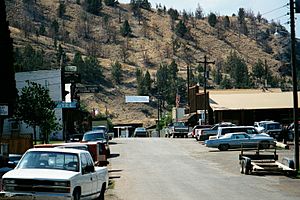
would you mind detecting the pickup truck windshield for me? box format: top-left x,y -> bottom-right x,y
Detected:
17,151 -> 79,172
173,122 -> 185,127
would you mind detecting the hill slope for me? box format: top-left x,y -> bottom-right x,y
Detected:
4,0 -> 294,126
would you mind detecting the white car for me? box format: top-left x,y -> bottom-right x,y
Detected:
0,148 -> 109,200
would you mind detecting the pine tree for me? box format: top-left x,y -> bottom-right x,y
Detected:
0,0 -> 17,120
208,13 -> 217,27
57,1 -> 66,18
120,20 -> 132,37
111,61 -> 122,84
195,3 -> 204,19
175,20 -> 188,38
84,0 -> 102,15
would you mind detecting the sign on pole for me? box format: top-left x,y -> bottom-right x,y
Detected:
125,96 -> 149,103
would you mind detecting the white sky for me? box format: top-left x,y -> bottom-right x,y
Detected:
119,0 -> 300,37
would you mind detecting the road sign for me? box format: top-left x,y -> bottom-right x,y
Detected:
125,96 -> 149,103
56,101 -> 77,109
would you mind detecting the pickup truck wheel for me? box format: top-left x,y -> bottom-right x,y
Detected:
218,144 -> 229,151
73,189 -> 81,200
97,183 -> 106,200
240,160 -> 245,174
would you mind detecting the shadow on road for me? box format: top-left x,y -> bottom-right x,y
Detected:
109,153 -> 120,158
109,169 -> 123,173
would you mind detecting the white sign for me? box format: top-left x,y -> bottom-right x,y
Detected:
125,96 -> 149,103
0,105 -> 9,116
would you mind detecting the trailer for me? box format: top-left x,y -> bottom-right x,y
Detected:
239,144 -> 297,176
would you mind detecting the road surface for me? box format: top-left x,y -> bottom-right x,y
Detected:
106,138 -> 300,200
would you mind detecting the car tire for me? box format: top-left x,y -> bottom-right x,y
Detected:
218,144 -> 229,151
73,189 -> 81,200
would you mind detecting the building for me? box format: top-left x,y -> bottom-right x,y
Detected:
188,87 -> 299,126
3,69 -> 64,140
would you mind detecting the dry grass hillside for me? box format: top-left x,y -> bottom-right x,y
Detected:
5,0 -> 292,127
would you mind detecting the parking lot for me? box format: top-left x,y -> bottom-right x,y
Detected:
106,138 -> 300,200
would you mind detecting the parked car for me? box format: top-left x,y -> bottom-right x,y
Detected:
168,122 -> 189,138
216,126 -> 269,139
254,121 -> 283,139
82,130 -> 111,157
190,124 -> 212,138
92,125 -> 112,140
195,122 -> 236,141
133,127 -> 148,137
0,148 -> 109,199
205,132 -> 275,151
287,121 -> 300,141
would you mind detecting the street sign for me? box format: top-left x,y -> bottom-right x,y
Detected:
125,96 -> 149,103
65,65 -> 77,72
0,105 -> 8,116
56,101 -> 77,109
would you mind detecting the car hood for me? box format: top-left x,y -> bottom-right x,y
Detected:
2,168 -> 79,180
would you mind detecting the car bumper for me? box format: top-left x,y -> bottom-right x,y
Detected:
0,191 -> 72,200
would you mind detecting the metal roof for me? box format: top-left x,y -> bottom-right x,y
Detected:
209,91 -> 300,111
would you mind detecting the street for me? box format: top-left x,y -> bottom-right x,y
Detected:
106,138 -> 300,200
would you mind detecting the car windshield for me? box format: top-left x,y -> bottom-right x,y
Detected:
17,151 -> 79,172
83,132 -> 106,141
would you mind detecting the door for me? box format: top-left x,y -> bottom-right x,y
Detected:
80,153 -> 93,198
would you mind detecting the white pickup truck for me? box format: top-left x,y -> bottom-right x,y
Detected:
0,148 -> 109,200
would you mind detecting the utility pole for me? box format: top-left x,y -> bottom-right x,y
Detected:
198,55 -> 215,124
290,0 -> 299,172
187,65 -> 190,111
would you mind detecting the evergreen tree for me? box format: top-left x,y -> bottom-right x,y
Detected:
167,8 -> 179,20
143,70 -> 151,94
84,0 -> 102,15
220,75 -> 233,89
57,1 -> 66,18
174,20 -> 188,38
252,59 -> 265,84
120,20 -> 132,37
0,0 -> 16,121
79,56 -> 104,84
225,51 -> 250,88
39,24 -> 46,36
72,52 -> 85,68
104,0 -> 117,7
208,12 -> 217,27
111,61 -> 122,84
195,3 -> 204,19
223,16 -> 230,29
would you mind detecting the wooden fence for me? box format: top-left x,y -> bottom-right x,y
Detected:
0,134 -> 33,154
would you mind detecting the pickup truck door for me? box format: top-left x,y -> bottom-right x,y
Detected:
85,153 -> 99,197
80,153 -> 94,198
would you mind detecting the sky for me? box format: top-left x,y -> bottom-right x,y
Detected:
119,0 -> 300,38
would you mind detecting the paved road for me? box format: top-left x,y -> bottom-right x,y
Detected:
106,138 -> 300,200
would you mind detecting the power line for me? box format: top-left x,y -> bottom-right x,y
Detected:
261,3 -> 289,16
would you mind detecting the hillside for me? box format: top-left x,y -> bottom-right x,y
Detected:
4,0 -> 295,127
